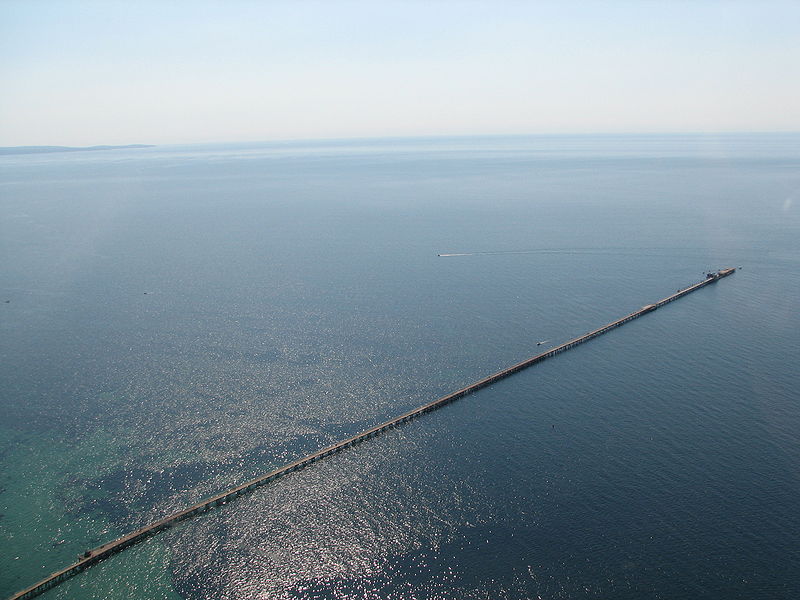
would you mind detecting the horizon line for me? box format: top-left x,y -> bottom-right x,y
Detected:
3,130 -> 799,151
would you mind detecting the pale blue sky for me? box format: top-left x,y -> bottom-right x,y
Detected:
1,0 -> 798,145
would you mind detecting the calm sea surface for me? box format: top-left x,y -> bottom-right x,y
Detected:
1,135 -> 799,599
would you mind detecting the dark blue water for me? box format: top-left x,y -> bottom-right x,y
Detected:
1,135 -> 799,599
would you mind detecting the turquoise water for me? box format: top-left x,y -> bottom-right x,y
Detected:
1,134 -> 799,599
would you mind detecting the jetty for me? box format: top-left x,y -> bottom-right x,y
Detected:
8,268 -> 735,600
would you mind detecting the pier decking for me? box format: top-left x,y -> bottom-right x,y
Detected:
8,268 -> 735,600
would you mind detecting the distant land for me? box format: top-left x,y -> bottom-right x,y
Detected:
0,144 -> 155,155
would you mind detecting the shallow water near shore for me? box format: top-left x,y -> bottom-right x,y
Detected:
1,134 -> 799,599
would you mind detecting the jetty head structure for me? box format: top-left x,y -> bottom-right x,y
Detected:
8,268 -> 736,600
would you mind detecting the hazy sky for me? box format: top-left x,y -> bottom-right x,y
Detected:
1,0 -> 798,146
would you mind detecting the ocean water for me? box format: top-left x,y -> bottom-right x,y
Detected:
0,134 -> 798,599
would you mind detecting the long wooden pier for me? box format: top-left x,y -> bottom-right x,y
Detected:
8,268 -> 735,600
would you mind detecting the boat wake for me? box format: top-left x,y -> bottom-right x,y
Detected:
437,246 -> 710,258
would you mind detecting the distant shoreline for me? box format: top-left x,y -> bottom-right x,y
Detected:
0,144 -> 155,156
